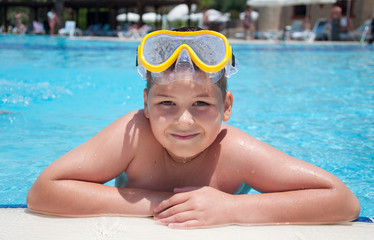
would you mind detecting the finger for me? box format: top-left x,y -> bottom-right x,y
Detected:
167,220 -> 201,229
156,210 -> 196,226
169,221 -> 230,229
153,192 -> 188,213
154,200 -> 193,219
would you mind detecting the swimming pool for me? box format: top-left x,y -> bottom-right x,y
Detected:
0,35 -> 373,217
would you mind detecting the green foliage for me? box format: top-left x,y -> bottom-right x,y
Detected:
229,10 -> 240,19
198,0 -> 216,10
221,0 -> 247,12
78,8 -> 88,29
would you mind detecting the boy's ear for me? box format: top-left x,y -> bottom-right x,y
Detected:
223,90 -> 233,122
143,88 -> 150,119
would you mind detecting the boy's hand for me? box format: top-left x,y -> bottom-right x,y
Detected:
153,186 -> 235,229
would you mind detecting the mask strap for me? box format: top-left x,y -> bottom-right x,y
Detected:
135,47 -> 139,67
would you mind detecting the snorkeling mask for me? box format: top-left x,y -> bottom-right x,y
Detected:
136,30 -> 238,85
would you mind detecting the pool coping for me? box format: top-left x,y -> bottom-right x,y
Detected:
1,204 -> 372,223
1,208 -> 373,240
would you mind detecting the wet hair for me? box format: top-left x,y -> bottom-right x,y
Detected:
146,26 -> 227,99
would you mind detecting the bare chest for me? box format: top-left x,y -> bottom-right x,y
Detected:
122,150 -> 242,194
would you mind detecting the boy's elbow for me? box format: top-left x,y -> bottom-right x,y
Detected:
344,193 -> 361,221
26,181 -> 49,213
334,186 -> 361,222
26,184 -> 39,211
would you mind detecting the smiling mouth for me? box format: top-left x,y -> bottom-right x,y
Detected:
170,133 -> 199,140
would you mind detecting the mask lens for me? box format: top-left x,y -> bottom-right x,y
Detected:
186,35 -> 226,67
151,70 -> 222,85
143,35 -> 179,65
142,33 -> 227,68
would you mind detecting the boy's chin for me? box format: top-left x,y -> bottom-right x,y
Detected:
165,148 -> 206,163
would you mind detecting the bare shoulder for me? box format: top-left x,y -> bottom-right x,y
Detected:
111,109 -> 149,130
219,123 -> 339,193
81,109 -> 153,167
86,110 -> 148,152
96,109 -> 152,146
220,123 -> 263,152
39,110 -> 152,183
218,123 -> 264,172
221,122 -> 300,163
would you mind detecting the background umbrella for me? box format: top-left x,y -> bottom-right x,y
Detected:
246,0 -> 336,20
116,12 -> 140,22
246,0 -> 337,6
167,4 -> 189,21
167,3 -> 197,21
143,12 -> 161,22
205,9 -> 231,23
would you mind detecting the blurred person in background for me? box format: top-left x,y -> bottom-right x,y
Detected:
243,6 -> 255,40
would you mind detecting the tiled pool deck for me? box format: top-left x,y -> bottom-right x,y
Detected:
0,208 -> 373,240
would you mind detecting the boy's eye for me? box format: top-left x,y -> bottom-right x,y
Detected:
193,101 -> 210,106
160,101 -> 174,106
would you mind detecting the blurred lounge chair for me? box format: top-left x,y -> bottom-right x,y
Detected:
84,24 -> 101,36
58,21 -> 82,37
292,18 -> 329,42
259,30 -> 282,40
116,23 -> 130,38
312,18 -> 329,41
84,23 -> 117,37
242,30 -> 280,40
340,19 -> 372,42
289,20 -> 304,35
96,24 -> 117,37
97,23 -> 111,36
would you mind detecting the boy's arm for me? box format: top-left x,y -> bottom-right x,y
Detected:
27,110 -> 171,216
154,128 -> 360,228
230,134 -> 360,225
28,178 -> 171,217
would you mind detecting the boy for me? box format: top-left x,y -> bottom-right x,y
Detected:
27,27 -> 360,229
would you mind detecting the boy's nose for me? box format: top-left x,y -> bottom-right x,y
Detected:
177,109 -> 194,125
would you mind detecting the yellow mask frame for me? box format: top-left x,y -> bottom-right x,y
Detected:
137,30 -> 234,74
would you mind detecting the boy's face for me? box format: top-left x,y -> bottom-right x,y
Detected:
143,73 -> 233,159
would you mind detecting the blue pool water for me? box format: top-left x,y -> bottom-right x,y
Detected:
0,35 -> 373,217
